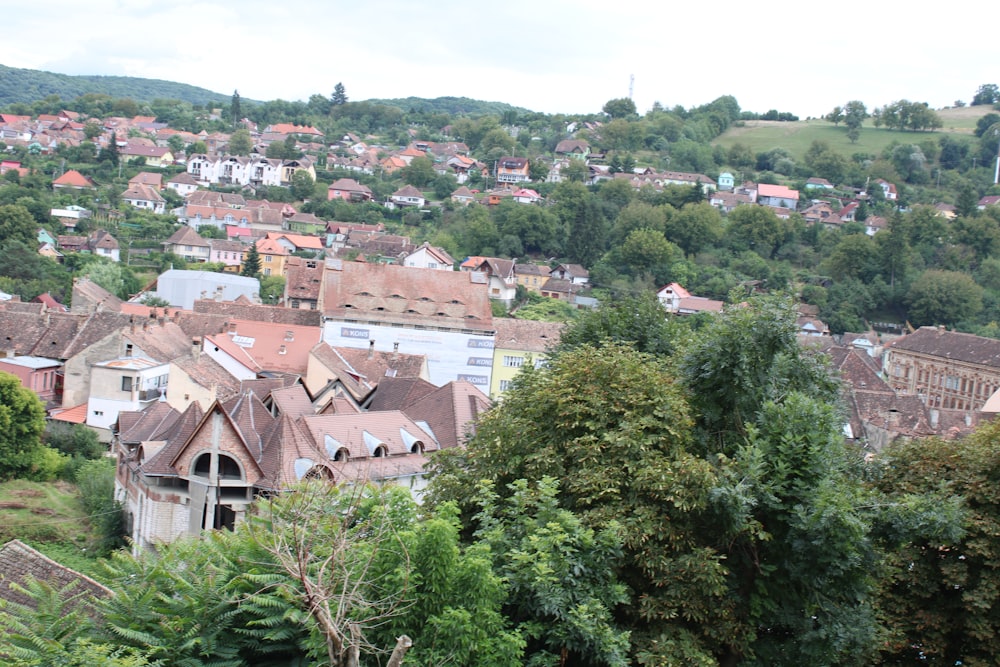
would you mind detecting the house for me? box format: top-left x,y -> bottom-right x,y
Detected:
717,172 -> 735,191
978,195 -> 1000,210
757,183 -> 800,210
404,241 -> 456,271
50,204 -> 91,223
208,239 -> 246,271
450,186 -> 476,205
0,355 -> 62,403
90,229 -> 121,262
468,257 -> 517,304
514,262 -> 551,293
52,169 -> 96,190
283,256 -> 325,310
121,142 -> 173,167
327,178 -> 373,202
253,237 -> 291,277
162,225 -> 211,263
883,326 -> 1000,412
656,282 -> 724,315
551,264 -> 589,286
86,356 -> 170,431
805,177 -> 834,190
511,188 -> 542,204
389,185 -> 426,208
554,139 -> 590,160
114,386 -> 441,549
495,156 -> 530,187
155,270 -> 260,310
321,259 -> 494,388
875,179 -> 898,201
490,319 -> 563,398
265,231 -> 325,255
304,343 -> 429,404
864,216 -> 888,236
166,172 -> 200,197
129,172 -> 163,191
121,183 -> 166,214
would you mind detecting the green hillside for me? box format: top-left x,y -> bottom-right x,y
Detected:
0,64 -> 232,107
366,95 -> 532,116
714,106 -> 992,162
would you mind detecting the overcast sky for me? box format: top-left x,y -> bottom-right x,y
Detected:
2,1 -> 993,119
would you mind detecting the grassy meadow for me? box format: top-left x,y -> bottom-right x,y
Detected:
0,479 -> 100,575
713,106 -> 994,162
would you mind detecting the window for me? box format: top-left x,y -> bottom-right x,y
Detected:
265,255 -> 272,262
499,379 -> 513,392
503,355 -> 524,368
264,268 -> 272,276
125,343 -> 133,357
945,375 -> 960,390
121,376 -> 133,392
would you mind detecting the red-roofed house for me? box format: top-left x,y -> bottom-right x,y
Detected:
52,170 -> 96,190
757,183 -> 800,210
327,178 -> 373,202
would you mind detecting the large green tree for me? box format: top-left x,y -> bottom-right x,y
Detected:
906,269 -> 984,326
0,371 -> 47,480
873,422 -> 1000,665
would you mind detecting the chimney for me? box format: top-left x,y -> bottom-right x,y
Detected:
192,337 -> 202,361
368,339 -> 375,359
228,322 -> 237,335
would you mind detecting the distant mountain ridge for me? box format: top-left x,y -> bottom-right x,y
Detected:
0,64 -> 232,107
0,65 -> 532,118
364,96 -> 532,116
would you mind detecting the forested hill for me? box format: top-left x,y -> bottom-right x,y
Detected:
365,95 -> 532,116
0,64 -> 231,107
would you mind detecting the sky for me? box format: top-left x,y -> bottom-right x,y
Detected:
2,1 -> 994,119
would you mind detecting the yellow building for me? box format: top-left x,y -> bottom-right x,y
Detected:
490,319 -> 564,399
247,237 -> 290,277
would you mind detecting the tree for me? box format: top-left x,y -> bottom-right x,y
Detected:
551,181 -> 608,266
561,159 -> 587,183
554,292 -> 679,356
0,371 -> 47,480
825,105 -> 844,126
230,89 -> 241,127
332,82 -> 348,106
843,100 -> 868,130
602,97 -> 637,119
972,83 -> 999,106
241,243 -> 261,277
906,269 -> 984,326
873,422 -> 1000,664
666,201 -> 724,257
0,204 -> 38,246
474,477 -> 630,666
616,228 -> 682,284
290,170 -> 316,201
401,156 -> 436,187
726,204 -> 788,258
228,128 -> 252,156
429,343 -> 729,665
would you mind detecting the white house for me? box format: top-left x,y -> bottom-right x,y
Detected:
86,357 -> 169,432
404,242 -> 456,271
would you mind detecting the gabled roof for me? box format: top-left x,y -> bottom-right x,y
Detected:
0,540 -> 112,613
887,326 -> 1000,368
757,183 -> 800,200
322,260 -> 493,331
392,184 -> 425,199
493,318 -> 564,352
164,225 -> 210,247
52,170 -> 95,188
400,380 -> 491,449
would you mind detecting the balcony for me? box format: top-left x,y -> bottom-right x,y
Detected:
138,388 -> 165,402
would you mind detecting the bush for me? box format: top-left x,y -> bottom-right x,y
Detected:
75,458 -> 125,555
43,422 -> 105,460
